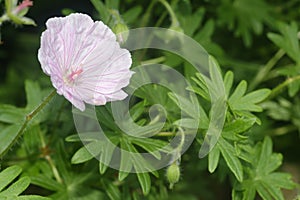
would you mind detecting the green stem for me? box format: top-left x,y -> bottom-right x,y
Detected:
38,129 -> 63,184
266,74 -> 300,100
139,0 -> 157,27
26,90 -> 57,121
249,49 -> 285,90
0,90 -> 57,157
135,0 -> 172,63
158,0 -> 179,27
46,155 -> 63,183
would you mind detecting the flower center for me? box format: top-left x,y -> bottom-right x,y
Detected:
64,68 -> 83,85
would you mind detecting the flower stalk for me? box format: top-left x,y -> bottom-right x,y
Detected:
0,90 -> 56,157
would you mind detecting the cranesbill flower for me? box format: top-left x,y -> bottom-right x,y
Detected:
38,13 -> 133,111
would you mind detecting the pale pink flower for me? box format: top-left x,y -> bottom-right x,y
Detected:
38,13 -> 133,111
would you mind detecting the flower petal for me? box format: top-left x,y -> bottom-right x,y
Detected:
38,13 -> 133,111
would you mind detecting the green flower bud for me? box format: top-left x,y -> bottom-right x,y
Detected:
166,163 -> 180,189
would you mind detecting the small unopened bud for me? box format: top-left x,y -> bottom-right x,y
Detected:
166,162 -> 180,189
113,23 -> 129,44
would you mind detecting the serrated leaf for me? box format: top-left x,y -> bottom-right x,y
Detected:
229,82 -> 270,112
267,22 -> 300,64
233,136 -> 295,200
217,0 -> 272,46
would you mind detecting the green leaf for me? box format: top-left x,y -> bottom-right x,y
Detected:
0,104 -> 25,124
0,177 -> 30,196
217,0 -> 272,46
0,165 -> 22,191
25,80 -> 42,109
105,0 -> 119,9
123,6 -> 142,24
229,80 -> 271,112
222,118 -> 256,141
255,182 -> 274,200
0,166 -> 48,199
99,141 -> 116,174
17,195 -> 51,200
0,124 -> 22,157
130,137 -> 171,160
228,81 -> 247,105
267,22 -> 300,64
233,137 -> 296,200
71,140 -> 103,164
31,175 -> 63,191
218,137 -> 243,182
288,79 -> 300,97
168,93 -> 200,119
189,74 -> 210,101
136,173 -> 151,195
224,71 -> 234,97
208,146 -> 220,173
90,0 -> 110,23
173,118 -> 199,129
101,179 -> 121,200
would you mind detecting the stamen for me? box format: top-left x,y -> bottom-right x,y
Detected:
68,69 -> 83,81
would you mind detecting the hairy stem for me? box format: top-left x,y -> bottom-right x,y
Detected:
0,90 -> 57,157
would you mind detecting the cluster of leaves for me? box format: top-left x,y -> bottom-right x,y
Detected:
0,0 -> 300,200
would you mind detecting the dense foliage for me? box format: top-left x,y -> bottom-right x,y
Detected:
0,0 -> 300,199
